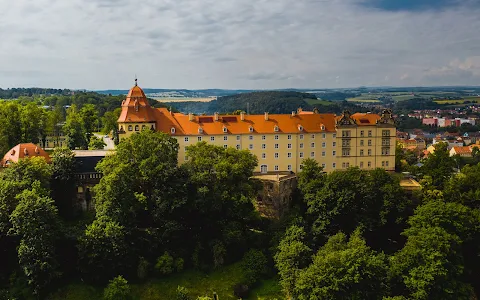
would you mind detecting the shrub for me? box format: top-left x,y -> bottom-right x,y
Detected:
241,249 -> 268,285
155,252 -> 174,275
137,257 -> 150,280
176,285 -> 190,300
212,242 -> 226,268
175,258 -> 185,273
103,275 -> 130,300
233,283 -> 250,298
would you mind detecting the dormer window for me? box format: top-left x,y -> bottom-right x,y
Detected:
198,127 -> 203,134
274,125 -> 279,132
223,126 -> 227,133
249,126 -> 254,133
298,125 -> 304,132
321,124 -> 325,131
171,127 -> 176,134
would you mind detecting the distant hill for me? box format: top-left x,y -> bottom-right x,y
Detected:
165,91 -> 364,115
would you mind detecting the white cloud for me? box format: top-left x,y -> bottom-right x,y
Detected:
0,0 -> 480,89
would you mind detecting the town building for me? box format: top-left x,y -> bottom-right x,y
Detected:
117,81 -> 396,173
1,143 -> 51,167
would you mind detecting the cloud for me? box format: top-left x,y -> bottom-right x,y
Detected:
0,0 -> 480,89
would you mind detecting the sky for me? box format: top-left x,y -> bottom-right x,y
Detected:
1,0 -> 480,90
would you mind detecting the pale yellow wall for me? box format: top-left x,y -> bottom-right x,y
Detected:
118,122 -> 156,140
119,123 -> 395,173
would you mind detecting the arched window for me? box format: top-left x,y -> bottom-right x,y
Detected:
151,124 -> 155,130
298,125 -> 304,131
274,125 -> 279,132
260,165 -> 268,174
135,125 -> 139,131
171,127 -> 176,134
128,125 -> 133,131
249,126 -> 254,133
321,124 -> 325,130
223,126 -> 227,133
142,125 -> 146,130
198,127 -> 203,134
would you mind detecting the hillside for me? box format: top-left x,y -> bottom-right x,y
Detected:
165,91 -> 363,114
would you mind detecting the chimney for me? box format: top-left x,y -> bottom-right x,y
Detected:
291,111 -> 296,117
188,113 -> 194,121
214,112 -> 219,121
264,112 -> 269,121
240,111 -> 245,121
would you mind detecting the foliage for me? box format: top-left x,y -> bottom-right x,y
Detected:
103,276 -> 130,300
421,142 -> 455,189
176,286 -> 191,300
294,230 -> 388,300
444,164 -> 480,209
88,135 -> 106,150
155,252 -> 174,275
240,249 -> 268,286
64,105 -> 87,149
9,184 -> 61,295
50,147 -> 77,218
137,257 -> 150,280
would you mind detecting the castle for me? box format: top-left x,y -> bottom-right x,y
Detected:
117,81 -> 396,173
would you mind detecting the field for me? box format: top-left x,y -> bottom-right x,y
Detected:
153,97 -> 216,103
305,99 -> 335,106
434,96 -> 480,105
347,98 -> 381,103
48,263 -> 283,300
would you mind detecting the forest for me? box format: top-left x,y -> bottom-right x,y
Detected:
1,129 -> 480,299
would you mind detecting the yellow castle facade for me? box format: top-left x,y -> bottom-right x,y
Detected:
117,82 -> 396,173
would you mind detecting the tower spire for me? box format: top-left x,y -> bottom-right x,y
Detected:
135,75 -> 138,86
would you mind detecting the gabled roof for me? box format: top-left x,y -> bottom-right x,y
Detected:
1,143 -> 51,167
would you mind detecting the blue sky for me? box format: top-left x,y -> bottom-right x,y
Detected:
0,0 -> 480,89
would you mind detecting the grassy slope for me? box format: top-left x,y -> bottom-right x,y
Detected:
48,263 -> 284,300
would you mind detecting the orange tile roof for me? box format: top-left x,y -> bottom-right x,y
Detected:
452,146 -> 472,155
351,113 -> 381,126
1,143 -> 51,167
118,83 -> 156,123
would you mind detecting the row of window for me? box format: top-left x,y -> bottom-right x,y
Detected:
342,148 -> 391,156
342,139 -> 392,147
342,130 -> 391,138
183,133 -> 338,142
259,159 -> 391,173
126,124 -> 155,131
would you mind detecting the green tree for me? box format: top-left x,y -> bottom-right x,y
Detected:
294,230 -> 388,300
241,249 -> 268,286
102,108 -> 121,135
63,105 -> 87,149
50,147 -> 77,218
89,135 -> 106,150
103,275 -> 130,300
421,142 -> 455,189
155,252 -> 174,275
20,102 -> 47,145
79,104 -> 98,142
274,225 -> 311,297
9,184 -> 61,295
444,164 -> 480,209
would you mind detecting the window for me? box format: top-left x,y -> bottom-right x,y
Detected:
311,142 -> 315,148
249,144 -> 253,150
198,127 -> 203,134
368,161 -> 371,167
275,144 -> 279,149
274,165 -> 279,171
236,135 -> 240,141
288,165 -> 292,171
288,144 -> 292,149
382,139 -> 390,146
360,140 -> 364,146
170,127 -> 175,134
333,162 -> 336,168
236,144 -> 240,150
288,135 -> 292,140
128,125 -> 133,131
322,142 -> 326,148
333,133 -> 337,138
198,137 -> 202,142
386,161 -> 389,167
223,126 -> 227,133
300,134 -> 304,140
368,140 -> 372,146
299,164 -> 304,170
342,149 -> 350,156
368,130 -> 372,137
287,153 -> 292,158
211,136 -> 215,141
322,163 -> 326,168
342,139 -> 351,147
360,162 -> 364,168
368,149 -> 372,156
311,134 -> 315,139
262,144 -> 266,149
275,153 -> 279,159
300,143 -> 304,149
321,151 -> 326,157
360,130 -> 364,137
322,133 -> 326,139
142,125 -> 146,130
223,145 -> 228,149
274,125 -> 279,132
311,152 -> 315,158
185,156 -> 189,161
249,135 -> 253,140
135,125 -> 139,131
274,135 -> 279,140
298,125 -> 304,131
333,142 -> 336,147
333,150 -> 336,156
360,150 -> 364,156
260,165 -> 268,173
382,130 -> 390,137
382,148 -> 391,156
262,135 -> 266,140
262,153 -> 266,159
224,136 -> 228,141
184,137 -> 189,142
300,152 -> 304,158
184,146 -> 188,152
382,161 -> 385,167
342,130 -> 351,137
249,126 -> 254,133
